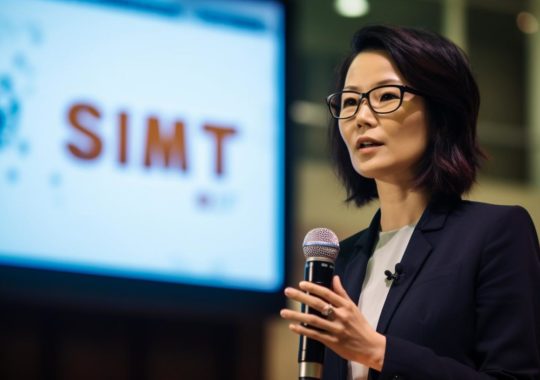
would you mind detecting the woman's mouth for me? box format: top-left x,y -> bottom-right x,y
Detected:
359,142 -> 382,148
356,138 -> 384,150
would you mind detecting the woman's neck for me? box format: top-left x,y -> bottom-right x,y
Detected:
375,180 -> 429,232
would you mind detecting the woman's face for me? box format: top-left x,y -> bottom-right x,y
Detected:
339,50 -> 429,184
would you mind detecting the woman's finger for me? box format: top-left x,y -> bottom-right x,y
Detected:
298,280 -> 348,307
332,275 -> 352,301
284,287 -> 330,311
288,323 -> 339,346
280,308 -> 336,331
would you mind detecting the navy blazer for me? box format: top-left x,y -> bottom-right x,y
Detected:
322,200 -> 540,380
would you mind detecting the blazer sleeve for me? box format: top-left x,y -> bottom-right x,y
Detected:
375,206 -> 540,380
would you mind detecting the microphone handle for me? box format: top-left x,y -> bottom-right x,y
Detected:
298,259 -> 335,379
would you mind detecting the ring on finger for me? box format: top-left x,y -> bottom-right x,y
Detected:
321,304 -> 335,319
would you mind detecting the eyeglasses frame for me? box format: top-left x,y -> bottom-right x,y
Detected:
326,84 -> 424,119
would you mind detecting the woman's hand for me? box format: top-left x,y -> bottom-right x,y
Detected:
280,275 -> 386,371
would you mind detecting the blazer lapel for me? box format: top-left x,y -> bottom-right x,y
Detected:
343,210 -> 381,302
376,203 -> 449,334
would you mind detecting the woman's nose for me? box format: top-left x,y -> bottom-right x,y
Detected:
354,98 -> 376,127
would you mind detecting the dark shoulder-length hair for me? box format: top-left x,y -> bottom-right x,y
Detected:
329,25 -> 484,207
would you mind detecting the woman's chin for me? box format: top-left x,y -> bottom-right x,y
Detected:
355,167 -> 416,185
354,164 -> 385,179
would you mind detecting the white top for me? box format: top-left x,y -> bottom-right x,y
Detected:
348,224 -> 416,380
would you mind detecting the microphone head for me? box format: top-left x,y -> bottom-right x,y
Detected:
302,227 -> 340,262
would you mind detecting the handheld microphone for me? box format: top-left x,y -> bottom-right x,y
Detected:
298,228 -> 340,380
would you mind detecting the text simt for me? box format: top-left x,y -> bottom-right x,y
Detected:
65,102 -> 238,176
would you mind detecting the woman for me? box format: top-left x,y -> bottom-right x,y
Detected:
280,25 -> 540,379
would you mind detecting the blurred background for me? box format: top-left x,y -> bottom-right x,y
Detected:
1,0 -> 539,379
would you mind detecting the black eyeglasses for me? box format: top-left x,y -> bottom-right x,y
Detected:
326,85 -> 423,119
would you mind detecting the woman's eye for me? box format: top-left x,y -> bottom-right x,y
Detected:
378,92 -> 400,102
342,97 -> 358,107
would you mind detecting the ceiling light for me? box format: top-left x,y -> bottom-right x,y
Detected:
334,0 -> 369,18
517,12 -> 539,34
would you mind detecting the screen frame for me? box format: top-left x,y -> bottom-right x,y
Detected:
0,0 -> 292,319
